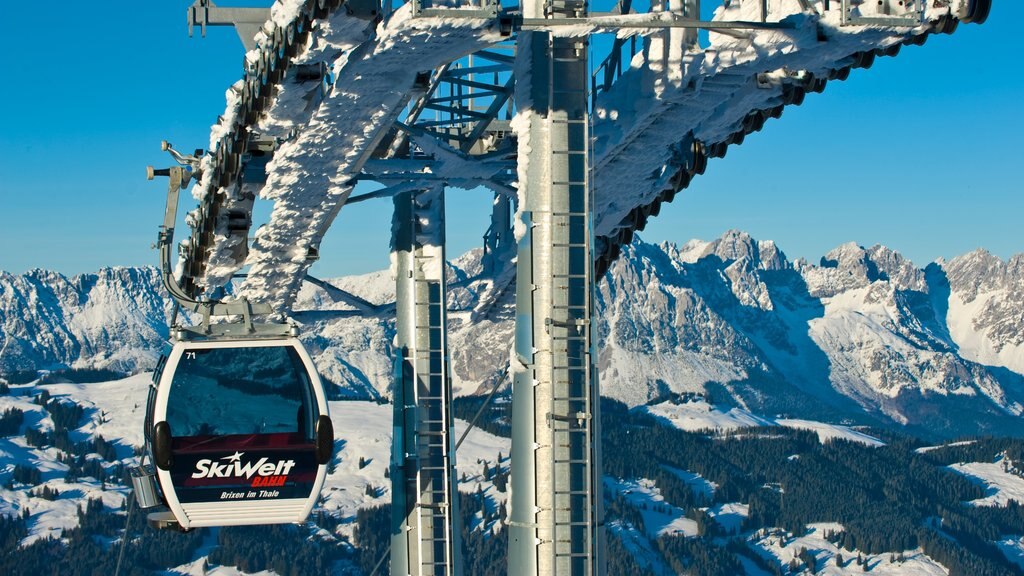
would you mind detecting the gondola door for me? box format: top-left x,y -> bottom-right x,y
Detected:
149,338 -> 332,529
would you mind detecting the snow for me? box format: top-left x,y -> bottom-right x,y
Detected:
231,6 -> 506,309
604,477 -> 699,539
606,519 -> 674,576
643,398 -> 772,432
775,419 -> 886,448
0,389 -> 133,545
947,287 -> 1024,376
915,440 -> 977,454
313,400 -> 511,539
995,536 -> 1024,571
641,398 -> 885,447
749,523 -> 949,576
166,560 -> 278,576
705,502 -> 748,534
948,457 -> 1024,507
662,465 -> 716,499
807,277 -> 1020,421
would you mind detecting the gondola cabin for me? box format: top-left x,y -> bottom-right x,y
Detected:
143,337 -> 333,529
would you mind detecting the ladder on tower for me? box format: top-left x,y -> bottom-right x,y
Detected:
543,0 -> 600,570
407,188 -> 461,576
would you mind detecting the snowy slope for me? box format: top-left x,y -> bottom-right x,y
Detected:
948,457 -> 1024,507
749,524 -> 949,576
642,397 -> 886,447
943,250 -> 1024,375
0,380 -> 141,546
0,376 -> 509,553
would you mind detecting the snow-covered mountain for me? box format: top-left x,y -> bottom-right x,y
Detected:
2,231 -> 1022,437
595,232 -> 1024,436
0,268 -> 171,375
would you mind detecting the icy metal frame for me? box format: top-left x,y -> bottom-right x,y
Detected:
840,0 -> 924,27
152,1 -> 993,573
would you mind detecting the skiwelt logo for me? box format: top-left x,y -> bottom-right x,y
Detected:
191,451 -> 296,487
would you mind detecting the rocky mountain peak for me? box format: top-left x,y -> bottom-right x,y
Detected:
701,229 -> 758,262
864,245 -> 926,292
944,248 -> 1008,302
801,242 -> 924,297
698,229 -> 788,271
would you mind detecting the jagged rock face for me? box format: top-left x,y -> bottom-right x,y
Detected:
941,249 -> 1024,375
0,267 -> 170,373
1,234 -> 1022,437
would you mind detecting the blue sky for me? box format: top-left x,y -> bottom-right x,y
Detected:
0,2 -> 1019,278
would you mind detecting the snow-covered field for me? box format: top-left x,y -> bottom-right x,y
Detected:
604,477 -> 699,539
0,380 -> 139,546
995,536 -> 1024,571
915,440 -> 978,454
776,419 -> 885,448
662,465 -> 716,499
706,502 -> 748,535
749,524 -> 949,576
948,457 -> 1024,507
643,398 -> 772,432
607,518 -> 674,576
641,398 -> 885,447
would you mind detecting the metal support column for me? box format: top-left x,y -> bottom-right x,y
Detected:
483,193 -> 515,273
508,0 -> 605,572
391,186 -> 464,576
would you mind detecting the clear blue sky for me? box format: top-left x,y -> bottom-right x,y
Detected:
0,2 -> 1019,278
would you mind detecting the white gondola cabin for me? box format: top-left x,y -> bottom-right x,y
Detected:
142,337 -> 332,530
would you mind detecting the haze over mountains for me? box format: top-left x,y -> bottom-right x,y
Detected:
1,230 -> 1021,437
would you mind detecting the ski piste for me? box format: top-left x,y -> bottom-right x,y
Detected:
168,0 -> 990,312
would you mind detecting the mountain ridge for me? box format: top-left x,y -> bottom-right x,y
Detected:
2,231 -> 1021,437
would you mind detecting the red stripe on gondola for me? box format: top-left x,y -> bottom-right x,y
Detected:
172,432 -> 311,452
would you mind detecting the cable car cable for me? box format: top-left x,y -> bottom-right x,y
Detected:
455,362 -> 511,451
367,546 -> 391,576
363,365 -> 513,575
114,493 -> 137,576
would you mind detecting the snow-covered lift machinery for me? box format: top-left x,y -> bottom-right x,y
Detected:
131,144 -> 333,531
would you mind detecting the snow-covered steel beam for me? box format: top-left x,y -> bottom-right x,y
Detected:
391,186 -> 464,576
233,7 -> 505,311
177,0 -> 986,311
187,0 -> 271,51
588,0 -> 980,243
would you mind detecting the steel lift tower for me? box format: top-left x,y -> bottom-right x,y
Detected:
391,184 -> 464,576
508,0 -> 604,574
163,2 -> 994,576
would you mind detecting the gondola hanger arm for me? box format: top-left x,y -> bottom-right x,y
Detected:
147,143 -> 274,324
